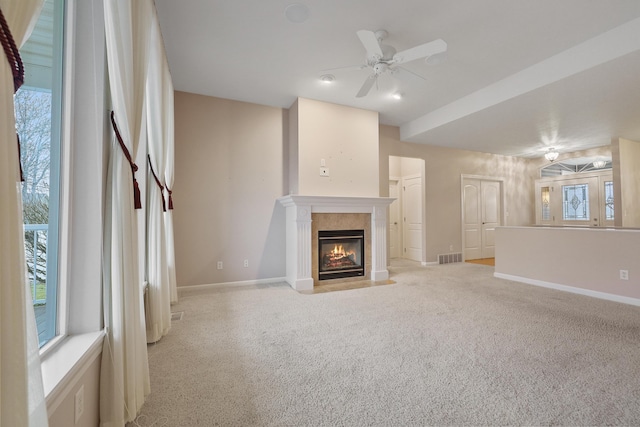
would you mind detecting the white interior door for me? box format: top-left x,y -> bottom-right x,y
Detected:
463,178 -> 502,260
463,180 -> 482,260
403,175 -> 423,262
389,180 -> 401,259
481,180 -> 501,258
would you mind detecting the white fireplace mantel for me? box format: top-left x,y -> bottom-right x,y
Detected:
277,195 -> 395,291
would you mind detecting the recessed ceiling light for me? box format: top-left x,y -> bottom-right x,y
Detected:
285,3 -> 310,23
320,74 -> 335,83
392,92 -> 403,100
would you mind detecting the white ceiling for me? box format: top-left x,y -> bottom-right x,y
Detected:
154,0 -> 640,158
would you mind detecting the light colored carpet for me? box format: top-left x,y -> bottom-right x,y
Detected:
132,260 -> 640,426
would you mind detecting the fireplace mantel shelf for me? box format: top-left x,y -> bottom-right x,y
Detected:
278,195 -> 394,213
278,195 -> 395,291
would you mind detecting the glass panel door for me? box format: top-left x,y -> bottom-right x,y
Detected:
535,174 -> 611,227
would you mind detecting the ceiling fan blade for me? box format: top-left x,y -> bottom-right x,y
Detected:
393,39 -> 447,65
356,75 -> 376,98
321,64 -> 366,73
392,66 -> 427,83
357,30 -> 383,59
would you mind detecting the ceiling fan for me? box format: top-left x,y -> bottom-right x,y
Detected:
352,29 -> 447,98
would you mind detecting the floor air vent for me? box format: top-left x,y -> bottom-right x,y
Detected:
438,253 -> 462,264
171,311 -> 184,321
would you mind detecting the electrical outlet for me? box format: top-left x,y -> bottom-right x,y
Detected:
449,244 -> 453,251
244,259 -> 249,268
620,269 -> 629,280
75,385 -> 84,424
217,261 -> 223,270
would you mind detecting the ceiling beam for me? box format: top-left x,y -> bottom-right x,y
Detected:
401,16 -> 640,143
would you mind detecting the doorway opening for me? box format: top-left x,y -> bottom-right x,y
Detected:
389,156 -> 425,263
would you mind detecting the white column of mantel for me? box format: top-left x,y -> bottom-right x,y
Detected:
370,205 -> 389,281
287,204 -> 314,291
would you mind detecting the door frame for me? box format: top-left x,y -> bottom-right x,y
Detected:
460,174 -> 506,261
388,177 -> 402,259
388,156 -> 426,264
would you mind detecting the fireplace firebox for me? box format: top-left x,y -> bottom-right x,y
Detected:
318,229 -> 365,281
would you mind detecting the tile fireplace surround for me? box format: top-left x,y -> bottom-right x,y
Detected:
277,195 -> 395,291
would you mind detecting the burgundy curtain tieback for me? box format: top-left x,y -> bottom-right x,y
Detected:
166,186 -> 174,210
147,154 -> 166,212
0,7 -> 24,92
1,6 -> 26,182
110,111 -> 142,209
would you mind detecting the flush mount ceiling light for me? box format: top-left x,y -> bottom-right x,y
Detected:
592,160 -> 607,169
544,148 -> 559,162
319,74 -> 335,83
285,3 -> 310,23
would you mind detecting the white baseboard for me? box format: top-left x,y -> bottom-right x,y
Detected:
177,277 -> 287,294
494,272 -> 640,307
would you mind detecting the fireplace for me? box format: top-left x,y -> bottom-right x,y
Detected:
277,195 -> 394,291
318,230 -> 365,281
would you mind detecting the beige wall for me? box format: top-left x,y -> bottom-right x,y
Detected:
496,226 -> 640,299
293,98 -> 379,197
48,355 -> 101,427
380,125 -> 536,262
390,156 -> 422,177
173,92 -> 286,286
172,91 -> 632,284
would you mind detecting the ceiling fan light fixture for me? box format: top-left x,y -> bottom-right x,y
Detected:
351,29 -> 447,98
320,74 -> 335,83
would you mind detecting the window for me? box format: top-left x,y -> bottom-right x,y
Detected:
17,0 -> 64,347
604,181 -> 615,221
540,186 -> 550,221
536,163 -> 614,227
562,184 -> 589,221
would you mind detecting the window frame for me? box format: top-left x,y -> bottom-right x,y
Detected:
38,0 -> 106,358
41,0 -> 107,404
19,0 -> 66,349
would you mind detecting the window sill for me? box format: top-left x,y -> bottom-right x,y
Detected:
41,330 -> 105,414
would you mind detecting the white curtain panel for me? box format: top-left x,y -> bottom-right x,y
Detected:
162,60 -> 178,304
0,1 -> 48,426
144,14 -> 171,344
101,0 -> 153,424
